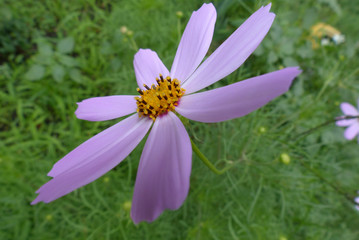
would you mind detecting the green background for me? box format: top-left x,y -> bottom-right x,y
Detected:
1,0 -> 359,239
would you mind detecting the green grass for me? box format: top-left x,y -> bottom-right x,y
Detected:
1,0 -> 359,239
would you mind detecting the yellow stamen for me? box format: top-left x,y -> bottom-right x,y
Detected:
135,75 -> 185,120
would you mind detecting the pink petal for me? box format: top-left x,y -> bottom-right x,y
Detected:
32,114 -> 152,204
170,3 -> 216,83
340,103 -> 359,116
176,67 -> 301,123
134,49 -> 169,90
336,119 -> 357,127
75,95 -> 137,121
131,112 -> 192,224
344,122 -> 359,140
182,4 -> 275,94
48,114 -> 151,178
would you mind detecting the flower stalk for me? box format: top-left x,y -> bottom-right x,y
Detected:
191,139 -> 232,175
176,11 -> 183,43
129,37 -> 138,51
292,115 -> 359,141
287,113 -> 359,206
297,156 -> 357,205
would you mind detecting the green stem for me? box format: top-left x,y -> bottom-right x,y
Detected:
292,115 -> 359,141
129,37 -> 138,51
281,122 -> 358,206
316,61 -> 340,100
177,18 -> 182,43
191,139 -> 232,175
298,157 -> 357,205
276,136 -> 357,206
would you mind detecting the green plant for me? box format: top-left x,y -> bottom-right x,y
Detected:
0,18 -> 32,64
24,37 -> 82,83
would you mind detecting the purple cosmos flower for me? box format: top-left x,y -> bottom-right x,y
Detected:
32,3 -> 301,223
336,100 -> 359,141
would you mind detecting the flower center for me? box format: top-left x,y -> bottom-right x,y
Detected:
135,74 -> 185,121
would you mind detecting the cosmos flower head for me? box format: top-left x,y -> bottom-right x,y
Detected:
336,100 -> 359,142
32,3 -> 301,224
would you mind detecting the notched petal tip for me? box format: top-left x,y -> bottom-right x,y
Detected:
177,67 -> 301,123
170,1 -> 217,82
182,3 -> 277,94
131,214 -> 156,225
134,49 -> 169,90
264,2 -> 272,11
31,194 -> 44,205
133,49 -> 159,65
31,115 -> 152,205
74,102 -> 81,115
199,2 -> 215,11
135,48 -> 154,56
289,66 -> 302,76
47,171 -> 55,178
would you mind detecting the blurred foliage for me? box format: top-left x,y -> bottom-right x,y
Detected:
24,37 -> 82,82
0,18 -> 32,64
1,0 -> 359,239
